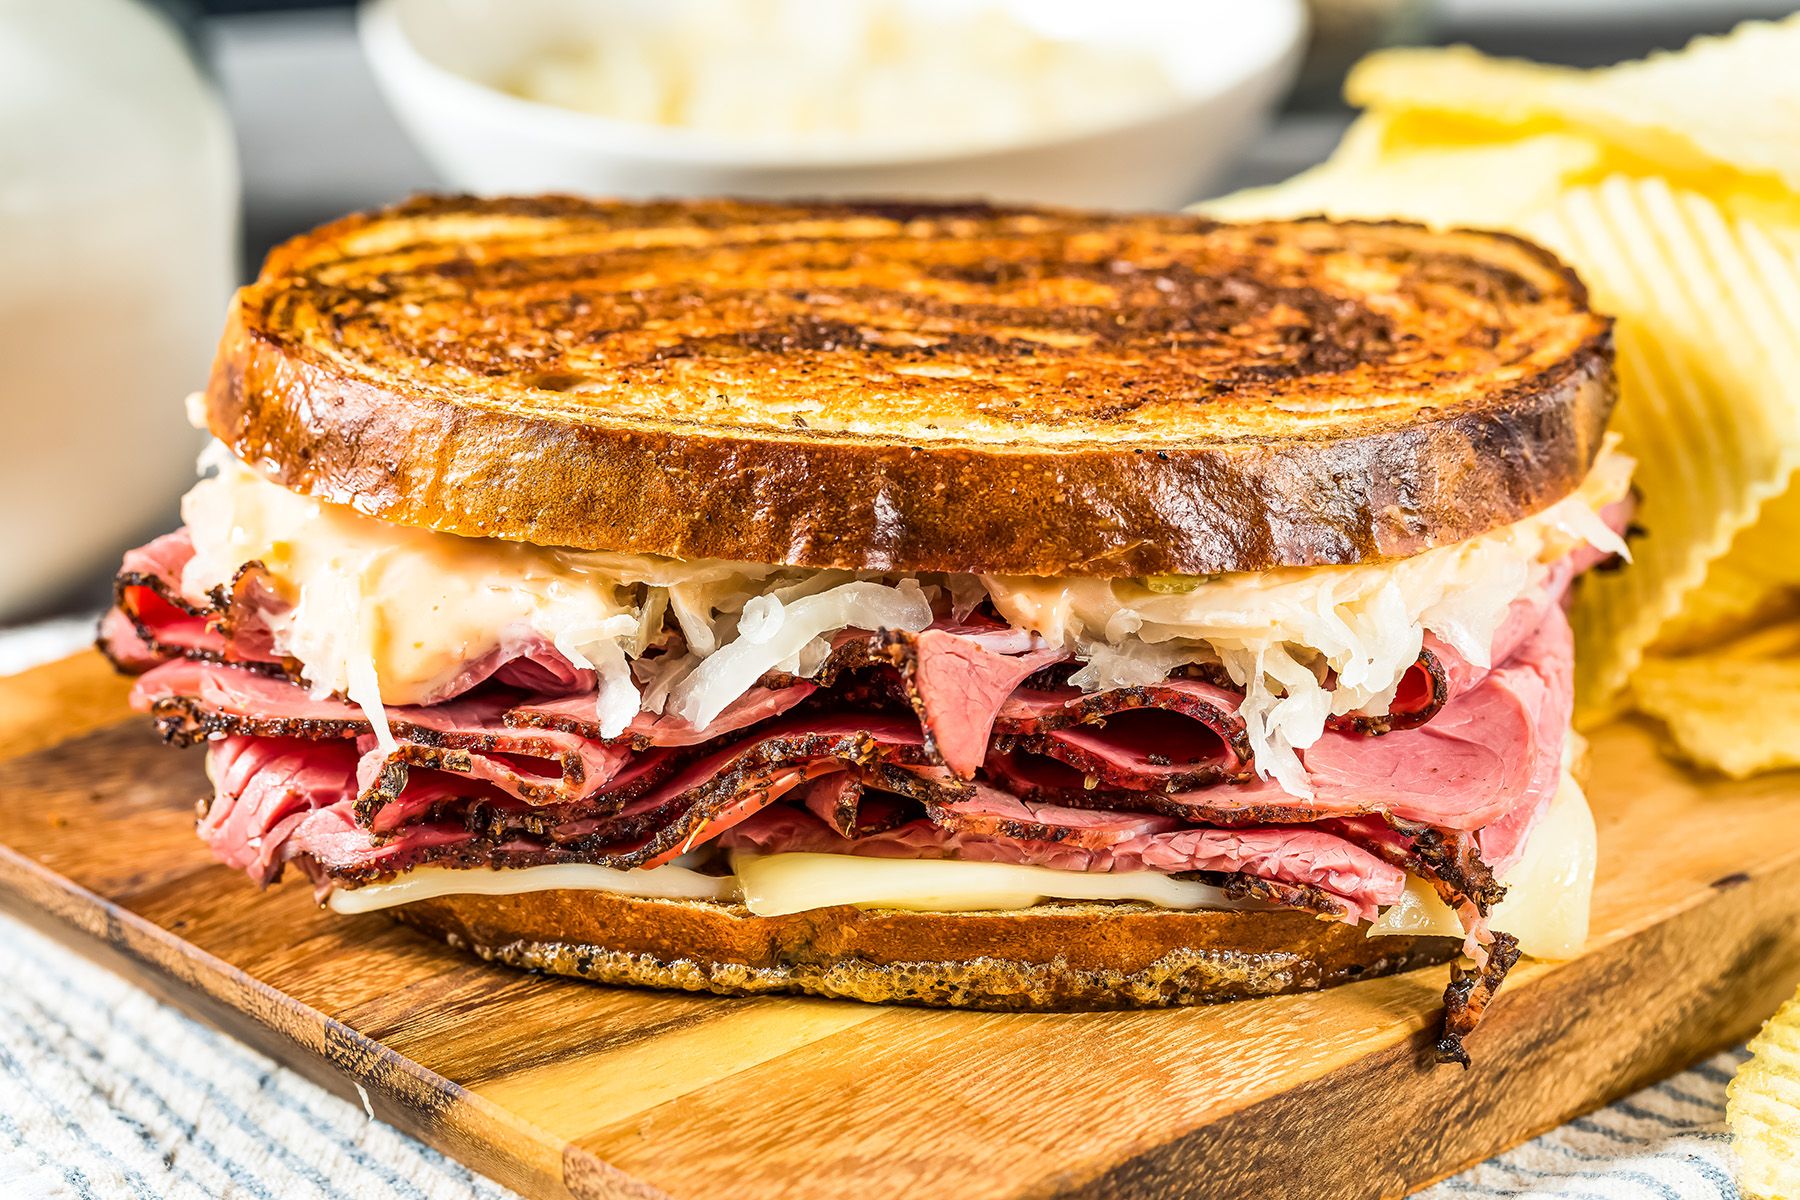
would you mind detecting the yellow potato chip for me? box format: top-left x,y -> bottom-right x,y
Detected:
1318,108 -> 1398,172
1656,487 -> 1800,653
1657,577 -> 1800,656
1200,119 -> 1603,231
1717,617 -> 1800,663
1717,182 -> 1800,255
1631,654 -> 1800,779
1346,17 -> 1800,191
1583,16 -> 1800,193
1346,45 -> 1586,130
1730,987 -> 1800,1199
1516,178 -> 1800,719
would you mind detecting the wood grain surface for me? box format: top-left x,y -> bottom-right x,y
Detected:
1,650 -> 1795,1200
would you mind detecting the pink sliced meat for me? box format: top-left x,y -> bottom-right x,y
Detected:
200,714 -> 943,884
989,677 -> 1251,792
133,657 -> 368,737
200,736 -> 361,884
351,735 -> 661,833
799,773 -> 868,837
613,712 -> 932,868
121,527 -> 199,585
883,626 -> 1068,779
133,658 -> 636,817
112,530 -> 232,661
1022,608 -> 1575,833
286,803 -> 477,880
401,638 -> 594,705
1421,561 -> 1573,706
347,712 -> 633,818
133,660 -> 907,844
1473,601 -> 1577,873
1327,649 -> 1451,736
921,785 -> 1180,848
96,608 -> 165,674
997,677 -> 1246,743
201,736 -> 1395,925
507,681 -> 818,746
1305,606 -> 1573,832
1021,711 -> 1246,791
107,530 -> 291,670
1332,560 -> 1573,735
201,736 -> 592,885
977,608 -> 1573,836
798,774 -> 922,839
981,748 -> 1321,825
142,595 -> 1573,860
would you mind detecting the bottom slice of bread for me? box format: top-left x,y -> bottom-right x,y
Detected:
388,891 -> 1458,1010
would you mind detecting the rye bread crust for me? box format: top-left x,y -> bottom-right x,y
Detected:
388,891 -> 1458,1010
206,195 -> 1615,577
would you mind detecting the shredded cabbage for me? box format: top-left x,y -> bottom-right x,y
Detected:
551,613 -> 645,739
670,580 -> 933,729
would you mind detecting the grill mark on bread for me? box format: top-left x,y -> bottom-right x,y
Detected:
298,246 -> 1418,392
259,207 -> 1582,419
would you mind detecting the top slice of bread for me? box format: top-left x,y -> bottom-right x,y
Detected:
204,195 -> 1615,577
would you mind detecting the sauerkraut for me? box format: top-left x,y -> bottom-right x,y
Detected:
177,438 -> 1633,795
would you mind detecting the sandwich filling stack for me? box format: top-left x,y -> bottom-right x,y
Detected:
99,198 -> 1627,1061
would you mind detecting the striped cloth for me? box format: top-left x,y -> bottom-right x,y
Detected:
0,918 -> 517,1200
1417,1057 -> 1743,1200
0,618 -> 1747,1199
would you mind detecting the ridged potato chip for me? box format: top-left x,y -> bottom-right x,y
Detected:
1730,988 -> 1800,1199
1582,17 -> 1800,193
1348,17 -> 1800,190
1632,653 -> 1800,778
1717,182 -> 1800,255
1656,487 -> 1800,653
1519,179 -> 1800,719
1202,120 -> 1602,230
1345,45 -> 1587,131
1716,619 -> 1800,662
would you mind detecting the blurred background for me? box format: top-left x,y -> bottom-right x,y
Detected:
4,0 -> 1797,647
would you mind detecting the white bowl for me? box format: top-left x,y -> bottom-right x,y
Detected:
359,0 -> 1305,209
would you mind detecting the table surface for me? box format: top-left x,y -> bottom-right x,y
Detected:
3,6 -> 1785,1197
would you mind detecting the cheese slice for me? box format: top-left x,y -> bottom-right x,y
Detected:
1366,766 -> 1597,959
322,854 -> 1263,917
729,851 -> 1258,917
324,861 -> 736,913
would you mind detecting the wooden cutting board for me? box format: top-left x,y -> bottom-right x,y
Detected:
2,651 -> 1796,1200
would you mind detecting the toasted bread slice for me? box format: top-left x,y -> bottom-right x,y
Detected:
390,890 -> 1457,1010
206,196 -> 1613,576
